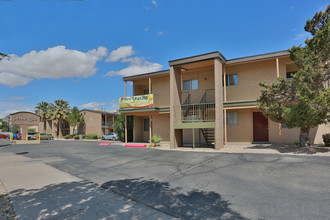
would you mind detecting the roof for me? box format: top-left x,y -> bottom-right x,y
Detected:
123,50 -> 290,81
80,109 -> 118,115
123,69 -> 170,81
10,111 -> 38,116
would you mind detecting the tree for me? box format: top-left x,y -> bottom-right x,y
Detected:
0,52 -> 8,61
35,101 -> 52,133
258,5 -> 330,147
51,99 -> 70,138
11,125 -> 20,133
67,106 -> 84,135
113,113 -> 133,142
0,119 -> 8,132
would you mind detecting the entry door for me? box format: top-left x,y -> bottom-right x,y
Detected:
253,112 -> 269,142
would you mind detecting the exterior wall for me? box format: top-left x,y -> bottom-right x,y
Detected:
226,109 -> 255,143
152,114 -> 170,141
82,111 -> 102,135
181,68 -> 214,103
269,121 -> 330,145
225,57 -> 297,102
132,75 -> 170,107
182,129 -> 207,145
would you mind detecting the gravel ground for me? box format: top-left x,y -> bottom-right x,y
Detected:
0,180 -> 16,220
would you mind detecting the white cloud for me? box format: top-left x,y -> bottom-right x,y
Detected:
108,100 -> 119,112
0,102 -> 34,118
106,46 -> 135,62
105,58 -> 162,77
10,96 -> 25,100
79,102 -> 106,108
157,31 -> 164,36
318,4 -> 328,12
290,5 -> 295,10
104,45 -> 163,77
144,27 -> 149,32
152,0 -> 157,6
0,45 -> 107,87
292,32 -> 310,42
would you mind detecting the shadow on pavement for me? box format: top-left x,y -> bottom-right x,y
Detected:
248,144 -> 330,155
101,178 -> 247,220
10,180 -> 165,220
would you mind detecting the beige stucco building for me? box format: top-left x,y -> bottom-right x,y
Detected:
9,109 -> 117,138
119,51 -> 330,149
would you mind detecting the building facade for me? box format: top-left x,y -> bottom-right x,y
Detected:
119,51 -> 330,149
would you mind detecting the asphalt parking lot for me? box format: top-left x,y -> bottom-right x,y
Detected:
1,139 -> 330,219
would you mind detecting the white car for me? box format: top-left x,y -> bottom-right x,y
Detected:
101,132 -> 118,140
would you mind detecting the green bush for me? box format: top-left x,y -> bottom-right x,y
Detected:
64,134 -> 73,139
74,135 -> 80,140
150,134 -> 162,147
97,135 -> 102,139
85,134 -> 98,139
322,133 -> 330,147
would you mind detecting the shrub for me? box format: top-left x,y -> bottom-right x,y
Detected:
322,133 -> 330,147
97,135 -> 102,139
64,134 -> 73,139
85,134 -> 98,139
150,134 -> 162,147
74,135 -> 81,140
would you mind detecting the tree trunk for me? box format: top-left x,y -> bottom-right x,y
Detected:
58,119 -> 63,138
299,127 -> 310,147
43,120 -> 47,133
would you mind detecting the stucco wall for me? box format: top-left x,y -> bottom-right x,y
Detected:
133,116 -> 144,142
225,57 -> 297,102
152,114 -> 170,141
226,109 -> 255,142
269,121 -> 330,145
83,111 -> 102,135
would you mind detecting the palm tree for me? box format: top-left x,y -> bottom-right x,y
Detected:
35,101 -> 51,133
51,99 -> 70,138
67,106 -> 84,135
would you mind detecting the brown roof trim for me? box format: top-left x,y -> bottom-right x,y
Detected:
80,109 -> 118,115
169,51 -> 226,66
10,111 -> 38,116
123,69 -> 170,81
227,50 -> 289,64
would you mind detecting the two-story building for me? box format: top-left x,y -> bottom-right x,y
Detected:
119,51 -> 329,149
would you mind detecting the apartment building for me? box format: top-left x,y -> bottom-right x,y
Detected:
78,109 -> 117,136
119,51 -> 329,149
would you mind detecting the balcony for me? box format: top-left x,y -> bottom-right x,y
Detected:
101,122 -> 114,128
225,80 -> 276,102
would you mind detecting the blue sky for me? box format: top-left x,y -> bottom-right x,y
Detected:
0,0 -> 328,117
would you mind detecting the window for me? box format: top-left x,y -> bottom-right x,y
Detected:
144,118 -> 151,131
143,89 -> 152,94
183,79 -> 198,91
83,112 -> 86,115
226,112 -> 238,125
286,71 -> 296,79
224,74 -> 238,86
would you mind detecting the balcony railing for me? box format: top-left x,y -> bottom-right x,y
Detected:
174,103 -> 215,123
101,122 -> 114,127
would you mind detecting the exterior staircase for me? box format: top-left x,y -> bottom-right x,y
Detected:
201,128 -> 215,146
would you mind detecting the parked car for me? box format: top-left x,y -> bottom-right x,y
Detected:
39,133 -> 53,140
28,132 -> 38,140
101,132 -> 118,140
0,132 -> 12,139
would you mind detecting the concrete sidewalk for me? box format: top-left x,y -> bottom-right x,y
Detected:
0,152 -> 173,220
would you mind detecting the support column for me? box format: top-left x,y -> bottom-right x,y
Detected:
21,125 -> 28,141
125,81 -> 127,97
223,65 -> 227,102
149,77 -> 152,94
214,58 -> 224,150
224,109 -> 227,145
149,114 -> 152,144
125,115 -> 127,143
170,66 -> 182,149
276,58 -> 282,144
